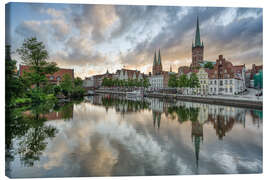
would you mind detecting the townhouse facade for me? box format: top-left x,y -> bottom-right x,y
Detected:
208,55 -> 246,95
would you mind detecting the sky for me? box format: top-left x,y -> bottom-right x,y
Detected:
5,2 -> 263,78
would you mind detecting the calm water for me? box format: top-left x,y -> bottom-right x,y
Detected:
5,95 -> 263,178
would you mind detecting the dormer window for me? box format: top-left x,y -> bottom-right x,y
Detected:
50,76 -> 54,80
56,76 -> 61,81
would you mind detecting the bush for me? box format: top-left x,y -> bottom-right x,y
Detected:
14,98 -> 32,105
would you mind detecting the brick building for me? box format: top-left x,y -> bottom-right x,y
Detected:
208,55 -> 245,95
191,17 -> 204,68
149,49 -> 170,90
19,64 -> 74,85
152,49 -> 163,75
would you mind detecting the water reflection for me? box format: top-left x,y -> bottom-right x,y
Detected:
6,95 -> 262,177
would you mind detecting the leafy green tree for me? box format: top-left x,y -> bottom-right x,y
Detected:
143,78 -> 150,88
168,74 -> 178,88
60,74 -> 73,97
204,62 -> 214,69
5,45 -> 25,106
53,85 -> 61,96
72,77 -> 85,98
189,73 -> 200,88
189,73 -> 200,94
178,74 -> 189,94
17,37 -> 59,89
74,77 -> 83,87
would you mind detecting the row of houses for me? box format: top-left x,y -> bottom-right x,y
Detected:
148,16 -> 262,95
83,68 -> 149,90
180,55 -> 246,95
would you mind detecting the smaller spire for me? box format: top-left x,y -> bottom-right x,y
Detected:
158,49 -> 162,65
153,50 -> 157,66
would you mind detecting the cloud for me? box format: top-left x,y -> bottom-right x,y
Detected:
11,3 -> 262,78
40,8 -> 65,18
71,4 -> 118,43
117,7 -> 262,71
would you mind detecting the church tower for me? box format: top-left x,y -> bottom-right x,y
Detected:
152,49 -> 163,75
191,16 -> 204,68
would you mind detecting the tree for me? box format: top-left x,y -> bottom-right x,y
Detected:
5,45 -> 25,106
168,74 -> 178,88
72,77 -> 85,98
189,73 -> 200,94
204,62 -> 214,69
17,37 -> 59,89
143,78 -> 150,88
60,74 -> 73,97
74,77 -> 83,87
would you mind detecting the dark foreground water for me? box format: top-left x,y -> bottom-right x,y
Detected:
5,95 -> 263,178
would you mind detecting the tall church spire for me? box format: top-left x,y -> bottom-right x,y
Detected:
158,49 -> 162,65
195,16 -> 201,47
153,50 -> 157,66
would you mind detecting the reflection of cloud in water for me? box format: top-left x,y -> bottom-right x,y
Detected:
43,103 -> 193,176
39,101 -> 262,176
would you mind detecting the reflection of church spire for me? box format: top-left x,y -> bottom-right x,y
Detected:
191,120 -> 203,170
153,111 -> 161,129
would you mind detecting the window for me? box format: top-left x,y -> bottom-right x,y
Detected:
50,76 -> 54,80
230,87 -> 233,93
220,80 -> 223,86
225,88 -> 227,92
215,80 -> 217,85
56,76 -> 61,81
214,88 -> 216,92
230,80 -> 233,84
225,80 -> 227,85
210,88 -> 212,92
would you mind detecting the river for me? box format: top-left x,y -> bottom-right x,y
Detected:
5,95 -> 263,178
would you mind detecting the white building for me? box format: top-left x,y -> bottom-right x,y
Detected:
149,72 -> 170,90
83,77 -> 94,88
208,78 -> 244,95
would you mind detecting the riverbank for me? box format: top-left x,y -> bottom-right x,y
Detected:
94,90 -> 263,110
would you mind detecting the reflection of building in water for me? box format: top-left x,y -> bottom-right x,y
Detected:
147,98 -> 164,112
250,110 -> 263,128
85,95 -> 103,105
191,120 -> 203,169
176,101 -> 209,124
152,111 -> 162,129
175,101 -> 247,140
208,105 -> 246,139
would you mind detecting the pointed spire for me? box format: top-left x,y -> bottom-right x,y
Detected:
158,49 -> 162,65
195,16 -> 201,47
153,50 -> 157,66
